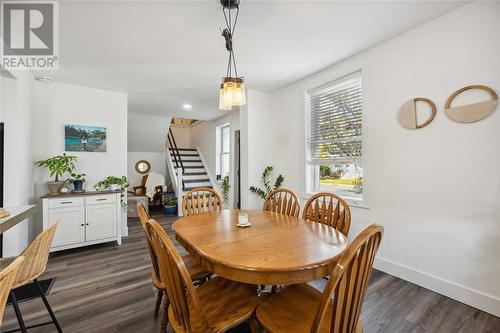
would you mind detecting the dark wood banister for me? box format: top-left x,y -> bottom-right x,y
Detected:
167,127 -> 185,175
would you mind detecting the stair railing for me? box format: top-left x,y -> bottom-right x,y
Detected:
167,127 -> 185,174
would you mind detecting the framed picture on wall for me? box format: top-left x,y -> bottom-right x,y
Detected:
65,124 -> 107,152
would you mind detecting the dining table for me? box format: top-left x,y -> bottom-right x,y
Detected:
172,209 -> 348,285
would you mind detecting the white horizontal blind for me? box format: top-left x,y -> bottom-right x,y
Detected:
306,71 -> 362,164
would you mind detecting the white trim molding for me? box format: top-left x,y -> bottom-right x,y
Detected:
374,256 -> 500,317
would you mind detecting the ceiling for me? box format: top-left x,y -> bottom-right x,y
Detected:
37,1 -> 468,120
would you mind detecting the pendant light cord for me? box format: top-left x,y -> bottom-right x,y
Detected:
222,3 -> 240,80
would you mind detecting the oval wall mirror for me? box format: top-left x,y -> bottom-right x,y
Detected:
444,85 -> 497,123
135,160 -> 151,175
398,97 -> 437,130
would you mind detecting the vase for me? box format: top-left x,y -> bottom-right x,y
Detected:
73,180 -> 84,192
47,181 -> 65,194
165,206 -> 177,215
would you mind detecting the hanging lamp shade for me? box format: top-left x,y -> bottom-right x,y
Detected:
219,77 -> 246,110
218,0 -> 246,111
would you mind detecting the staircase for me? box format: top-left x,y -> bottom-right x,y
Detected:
168,148 -> 213,194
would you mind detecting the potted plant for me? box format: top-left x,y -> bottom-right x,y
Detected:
218,175 -> 231,207
249,166 -> 284,199
164,197 -> 178,215
68,173 -> 86,192
35,153 -> 78,194
94,176 -> 129,207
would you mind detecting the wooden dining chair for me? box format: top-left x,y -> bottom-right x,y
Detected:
182,187 -> 223,216
256,224 -> 383,333
0,256 -> 24,326
0,223 -> 62,333
136,203 -> 209,321
145,218 -> 260,333
263,188 -> 300,217
302,192 -> 351,236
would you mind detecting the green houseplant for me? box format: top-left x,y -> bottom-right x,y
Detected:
218,175 -> 231,204
35,153 -> 78,194
94,176 -> 129,207
164,197 -> 178,215
68,172 -> 86,192
249,166 -> 284,199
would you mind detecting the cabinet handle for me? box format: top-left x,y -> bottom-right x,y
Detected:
86,223 -> 89,226
61,201 -> 72,204
81,224 -> 84,226
96,198 -> 107,201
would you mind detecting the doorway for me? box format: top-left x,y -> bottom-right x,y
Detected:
234,130 -> 241,209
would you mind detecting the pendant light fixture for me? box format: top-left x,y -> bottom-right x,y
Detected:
219,0 -> 246,111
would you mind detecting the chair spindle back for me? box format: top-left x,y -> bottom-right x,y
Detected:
303,192 -> 351,236
263,188 -> 300,217
311,224 -> 383,333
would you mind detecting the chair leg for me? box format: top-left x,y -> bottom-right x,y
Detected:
250,315 -> 260,333
154,289 -> 163,318
160,294 -> 170,332
9,291 -> 27,333
34,278 -> 63,333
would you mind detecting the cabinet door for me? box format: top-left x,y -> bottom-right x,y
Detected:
48,206 -> 85,248
85,204 -> 117,242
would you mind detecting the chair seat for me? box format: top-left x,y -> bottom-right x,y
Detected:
168,276 -> 259,333
256,283 -> 363,333
152,253 -> 210,290
0,257 -> 37,288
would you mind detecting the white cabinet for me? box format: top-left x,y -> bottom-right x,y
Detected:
48,206 -> 85,248
42,192 -> 122,252
85,204 -> 116,242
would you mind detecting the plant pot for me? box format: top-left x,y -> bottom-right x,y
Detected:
47,181 -> 65,194
73,180 -> 84,192
165,205 -> 177,216
109,184 -> 120,191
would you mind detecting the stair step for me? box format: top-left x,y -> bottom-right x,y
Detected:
169,148 -> 197,151
183,172 -> 207,176
183,178 -> 210,184
183,185 -> 214,191
170,153 -> 199,157
183,165 -> 205,169
181,160 -> 202,164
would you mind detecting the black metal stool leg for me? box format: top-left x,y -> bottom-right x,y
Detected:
9,291 -> 27,333
34,279 -> 63,333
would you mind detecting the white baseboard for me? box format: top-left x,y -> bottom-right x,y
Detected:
374,256 -> 500,318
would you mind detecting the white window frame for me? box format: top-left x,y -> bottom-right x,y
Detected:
216,123 -> 230,180
303,70 -> 368,208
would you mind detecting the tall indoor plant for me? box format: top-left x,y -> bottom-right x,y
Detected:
249,166 -> 284,199
35,153 -> 78,194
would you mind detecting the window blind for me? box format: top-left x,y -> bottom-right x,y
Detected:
306,71 -> 362,164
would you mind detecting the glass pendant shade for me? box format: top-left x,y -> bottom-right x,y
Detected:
219,77 -> 246,110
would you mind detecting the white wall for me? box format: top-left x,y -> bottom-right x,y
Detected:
190,110 -> 240,207
245,2 -> 500,316
239,90 -> 274,209
0,71 -> 35,256
127,151 -> 167,189
128,112 -> 171,152
170,125 -> 191,149
32,82 -> 128,234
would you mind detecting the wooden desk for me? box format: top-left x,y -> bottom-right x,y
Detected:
173,209 -> 348,285
0,205 -> 37,257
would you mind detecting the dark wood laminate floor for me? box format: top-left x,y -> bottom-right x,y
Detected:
2,212 -> 499,333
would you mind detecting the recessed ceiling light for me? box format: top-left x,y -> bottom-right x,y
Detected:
36,75 -> 53,83
183,104 -> 192,110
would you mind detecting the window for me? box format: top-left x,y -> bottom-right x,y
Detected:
216,124 -> 230,179
305,71 -> 363,201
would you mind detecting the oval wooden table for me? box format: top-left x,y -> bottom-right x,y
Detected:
172,209 -> 348,285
